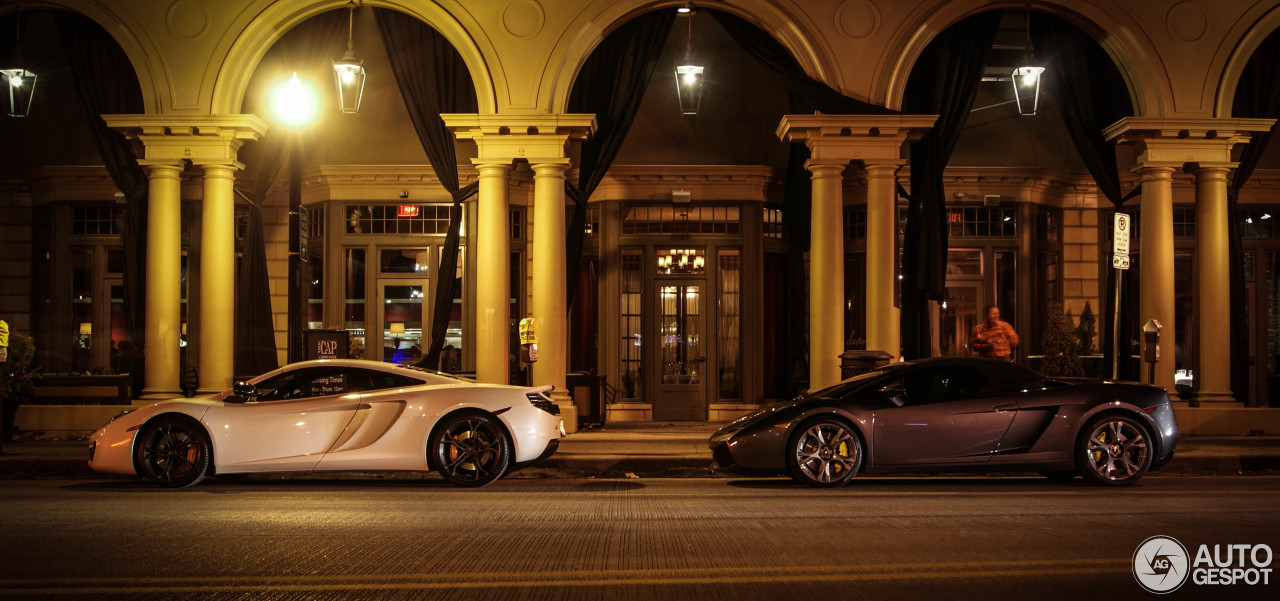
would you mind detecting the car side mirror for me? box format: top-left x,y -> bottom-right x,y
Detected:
226,381 -> 257,404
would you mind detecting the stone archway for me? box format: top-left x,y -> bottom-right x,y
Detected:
1,1 -> 158,112
545,0 -> 847,114
212,0 -> 496,116
1214,4 -> 1280,117
874,0 -> 1169,117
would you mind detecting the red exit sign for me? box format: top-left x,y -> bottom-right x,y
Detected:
397,205 -> 419,218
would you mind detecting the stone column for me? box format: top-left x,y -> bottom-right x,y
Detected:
1137,164 -> 1177,390
530,160 -> 571,399
139,161 -> 185,399
864,161 -> 903,360
473,160 -> 512,385
196,161 -> 240,393
807,160 -> 847,390
1194,163 -> 1235,402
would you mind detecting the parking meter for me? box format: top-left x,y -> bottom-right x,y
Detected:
518,317 -> 538,364
1142,319 -> 1162,384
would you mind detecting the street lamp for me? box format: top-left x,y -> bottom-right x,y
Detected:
2,7 -> 37,117
332,1 -> 366,114
272,73 -> 319,363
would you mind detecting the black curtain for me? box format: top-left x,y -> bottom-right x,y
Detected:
52,12 -> 148,392
374,8 -> 479,369
1228,27 -> 1280,404
899,13 -> 1001,358
565,10 -> 675,305
1031,13 -> 1140,378
233,9 -> 346,376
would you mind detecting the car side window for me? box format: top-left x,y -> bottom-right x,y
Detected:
255,368 -> 348,401
896,367 -> 988,405
347,369 -> 424,393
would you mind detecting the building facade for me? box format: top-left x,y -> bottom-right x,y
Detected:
2,1 -> 1279,430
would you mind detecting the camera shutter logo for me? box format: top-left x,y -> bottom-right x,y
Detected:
1134,536 -> 1190,593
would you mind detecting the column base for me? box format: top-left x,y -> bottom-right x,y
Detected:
138,390 -> 182,401
1194,390 -> 1239,404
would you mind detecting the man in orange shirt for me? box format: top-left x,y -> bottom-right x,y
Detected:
970,305 -> 1019,361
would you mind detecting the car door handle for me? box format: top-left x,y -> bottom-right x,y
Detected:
994,403 -> 1017,412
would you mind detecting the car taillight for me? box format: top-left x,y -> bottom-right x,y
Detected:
526,391 -> 560,415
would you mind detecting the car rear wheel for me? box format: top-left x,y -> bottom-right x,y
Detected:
786,418 -> 863,488
134,416 -> 211,488
1077,414 -> 1152,486
432,413 -> 511,487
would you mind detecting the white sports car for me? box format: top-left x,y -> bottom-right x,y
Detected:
88,359 -> 564,488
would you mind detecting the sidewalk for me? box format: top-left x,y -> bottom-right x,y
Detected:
2,423 -> 1278,479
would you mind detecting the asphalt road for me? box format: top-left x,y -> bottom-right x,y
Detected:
0,475 -> 1277,600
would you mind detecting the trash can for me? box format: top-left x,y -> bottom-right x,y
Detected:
566,373 -> 606,427
839,350 -> 893,380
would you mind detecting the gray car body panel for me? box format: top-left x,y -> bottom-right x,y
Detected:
711,358 -> 1177,477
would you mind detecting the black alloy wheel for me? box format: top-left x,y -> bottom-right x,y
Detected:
1077,414 -> 1153,486
133,416 -> 212,488
786,417 -> 864,488
431,413 -> 511,487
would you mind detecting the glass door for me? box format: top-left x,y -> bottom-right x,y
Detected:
654,280 -> 707,420
374,279 -> 426,365
940,283 -> 984,357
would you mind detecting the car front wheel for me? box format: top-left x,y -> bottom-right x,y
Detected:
133,416 -> 211,488
1077,414 -> 1153,486
431,413 -> 511,487
786,417 -> 863,488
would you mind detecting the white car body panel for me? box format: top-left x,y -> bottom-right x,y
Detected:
87,360 -> 562,479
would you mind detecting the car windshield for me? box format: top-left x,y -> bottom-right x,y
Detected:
810,364 -> 907,399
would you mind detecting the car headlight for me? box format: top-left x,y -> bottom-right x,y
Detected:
107,409 -> 134,424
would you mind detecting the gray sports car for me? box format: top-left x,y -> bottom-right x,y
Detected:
710,358 -> 1177,487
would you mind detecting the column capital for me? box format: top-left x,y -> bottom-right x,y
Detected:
444,113 -> 596,163
1190,162 -> 1237,176
104,114 -> 269,164
1130,162 -> 1181,178
136,160 -> 185,176
804,159 -> 847,177
529,158 -> 572,172
862,160 -> 906,174
191,159 -> 245,172
1104,116 -> 1275,165
471,158 -> 514,172
777,114 -> 937,162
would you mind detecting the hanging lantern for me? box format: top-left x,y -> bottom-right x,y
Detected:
1011,65 -> 1044,116
1,68 -> 36,117
332,1 -> 366,114
1012,5 -> 1045,116
675,65 -> 704,115
2,7 -> 36,118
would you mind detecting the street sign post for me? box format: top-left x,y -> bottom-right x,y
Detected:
1112,213 -> 1130,380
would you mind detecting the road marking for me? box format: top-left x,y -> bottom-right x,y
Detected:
0,558 -> 1132,595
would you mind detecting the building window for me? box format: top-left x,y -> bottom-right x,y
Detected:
1172,208 -> 1196,239
307,205 -> 326,239
344,248 -> 367,358
1242,208 -> 1280,238
510,208 -> 523,240
379,249 -> 430,274
763,206 -> 784,239
718,249 -> 741,400
947,207 -> 1017,237
71,206 -> 121,236
622,205 -> 740,235
585,205 -> 599,237
844,207 -> 867,240
1037,207 -> 1061,244
619,249 -> 643,400
345,204 -> 452,235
